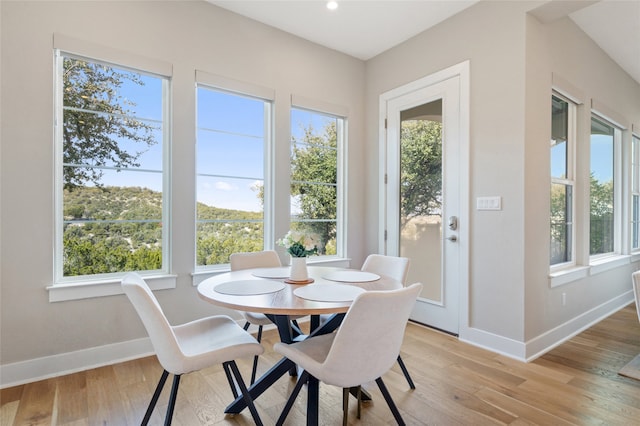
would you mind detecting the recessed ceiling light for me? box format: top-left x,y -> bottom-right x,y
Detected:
327,1 -> 338,11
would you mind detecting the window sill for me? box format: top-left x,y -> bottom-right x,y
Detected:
549,266 -> 590,288
549,255 -> 632,287
589,254 -> 631,275
48,274 -> 177,302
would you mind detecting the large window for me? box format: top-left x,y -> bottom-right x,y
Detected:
195,84 -> 272,267
632,134 -> 640,251
550,94 -> 575,266
589,116 -> 617,257
290,108 -> 344,256
55,52 -> 169,281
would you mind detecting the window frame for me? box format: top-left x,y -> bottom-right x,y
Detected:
550,92 -> 577,271
289,97 -> 347,260
194,72 -> 275,271
588,113 -> 622,261
49,36 -> 174,301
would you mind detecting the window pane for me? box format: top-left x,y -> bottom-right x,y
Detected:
59,55 -> 166,278
590,117 -> 614,255
196,86 -> 268,266
551,96 -> 568,179
551,183 -> 572,265
290,108 -> 340,255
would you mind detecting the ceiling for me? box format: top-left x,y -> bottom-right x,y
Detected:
208,0 -> 640,85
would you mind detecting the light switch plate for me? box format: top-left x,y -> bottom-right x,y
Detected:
477,196 -> 502,210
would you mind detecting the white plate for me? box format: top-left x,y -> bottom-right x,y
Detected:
322,270 -> 380,283
251,267 -> 291,279
214,280 -> 285,295
294,284 -> 365,302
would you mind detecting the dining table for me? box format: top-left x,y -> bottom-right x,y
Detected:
197,264 -> 402,425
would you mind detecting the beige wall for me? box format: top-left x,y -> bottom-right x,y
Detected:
0,0 -> 365,379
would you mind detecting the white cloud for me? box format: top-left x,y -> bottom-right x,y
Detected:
215,181 -> 237,191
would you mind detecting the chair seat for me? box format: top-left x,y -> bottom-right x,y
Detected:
171,315 -> 264,375
242,311 -> 273,326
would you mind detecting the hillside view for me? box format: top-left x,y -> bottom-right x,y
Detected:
63,186 -> 262,276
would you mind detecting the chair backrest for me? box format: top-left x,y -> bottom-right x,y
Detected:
632,271 -> 640,324
321,283 -> 422,387
361,254 -> 410,285
230,250 -> 281,271
121,272 -> 184,374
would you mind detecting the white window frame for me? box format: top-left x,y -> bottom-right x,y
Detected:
49,35 -> 174,301
588,111 -> 623,263
194,71 -> 275,271
550,92 -> 577,271
289,95 -> 347,260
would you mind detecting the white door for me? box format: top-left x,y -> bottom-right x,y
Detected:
380,63 -> 468,335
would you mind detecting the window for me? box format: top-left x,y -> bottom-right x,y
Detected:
632,134 -> 640,251
290,108 -> 344,256
195,84 -> 272,267
55,52 -> 169,282
550,94 -> 576,266
589,116 -> 617,257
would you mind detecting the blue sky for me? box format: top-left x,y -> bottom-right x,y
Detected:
86,69 -> 331,213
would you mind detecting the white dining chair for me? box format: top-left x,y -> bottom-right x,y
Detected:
274,283 -> 422,426
230,250 -> 303,384
361,254 -> 416,389
121,273 -> 264,426
632,271 -> 640,324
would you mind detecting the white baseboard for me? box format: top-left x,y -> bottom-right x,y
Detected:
524,291 -> 634,361
0,320 -> 283,389
459,327 -> 528,361
459,291 -> 634,363
0,337 -> 154,389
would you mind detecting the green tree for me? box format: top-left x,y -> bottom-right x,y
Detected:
290,122 -> 337,254
62,57 -> 156,189
400,120 -> 442,229
589,173 -> 614,254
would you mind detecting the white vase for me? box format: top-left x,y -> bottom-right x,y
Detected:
289,256 -> 308,281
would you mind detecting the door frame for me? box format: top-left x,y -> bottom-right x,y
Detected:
378,61 -> 470,336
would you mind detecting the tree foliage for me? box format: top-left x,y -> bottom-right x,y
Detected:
400,120 -> 442,228
290,122 -> 338,254
62,57 -> 156,189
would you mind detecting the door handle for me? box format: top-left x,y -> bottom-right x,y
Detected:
447,235 -> 457,242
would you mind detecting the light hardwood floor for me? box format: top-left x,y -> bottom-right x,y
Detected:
2,304 -> 640,425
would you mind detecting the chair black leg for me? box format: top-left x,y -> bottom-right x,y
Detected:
342,388 -> 349,426
276,370 -> 309,426
227,361 -> 263,426
164,374 -> 181,426
375,377 -> 405,426
223,362 -> 239,399
250,325 -> 263,384
243,321 -> 250,331
142,369 -> 169,426
396,355 -> 415,389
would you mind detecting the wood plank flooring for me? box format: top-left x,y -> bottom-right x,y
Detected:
2,305 -> 639,425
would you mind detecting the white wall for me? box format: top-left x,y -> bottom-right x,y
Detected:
0,1 -> 366,386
